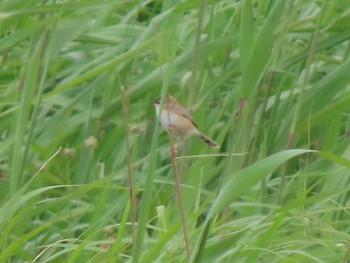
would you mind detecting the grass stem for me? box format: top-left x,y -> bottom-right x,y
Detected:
120,86 -> 137,244
169,134 -> 191,257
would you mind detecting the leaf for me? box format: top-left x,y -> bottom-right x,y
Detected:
240,0 -> 255,67
299,57 -> 350,122
0,185 -> 64,230
280,29 -> 350,69
316,151 -> 350,169
240,0 -> 285,98
297,92 -> 350,131
0,19 -> 50,52
208,149 -> 315,217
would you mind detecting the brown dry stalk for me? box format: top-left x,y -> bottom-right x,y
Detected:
168,134 -> 191,257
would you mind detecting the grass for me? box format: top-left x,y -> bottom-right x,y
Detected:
1,0 -> 350,262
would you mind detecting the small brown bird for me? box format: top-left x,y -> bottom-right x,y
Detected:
154,95 -> 219,148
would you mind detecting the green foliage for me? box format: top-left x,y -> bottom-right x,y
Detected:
1,0 -> 350,262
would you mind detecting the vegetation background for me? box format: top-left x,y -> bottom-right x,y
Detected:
1,0 -> 350,262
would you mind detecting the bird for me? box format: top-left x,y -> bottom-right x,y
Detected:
154,95 -> 220,148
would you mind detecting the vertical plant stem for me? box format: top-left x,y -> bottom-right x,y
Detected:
132,123 -> 158,263
188,0 -> 206,108
237,97 -> 247,123
21,30 -> 49,183
190,217 -> 213,263
10,30 -> 46,193
289,32 -> 319,148
168,134 -> 191,257
249,70 -> 276,163
120,86 -> 136,244
279,26 -> 320,202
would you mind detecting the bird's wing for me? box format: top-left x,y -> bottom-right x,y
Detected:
171,104 -> 198,128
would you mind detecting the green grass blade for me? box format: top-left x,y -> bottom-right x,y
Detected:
240,0 -> 254,67
240,0 -> 285,98
209,149 -> 314,217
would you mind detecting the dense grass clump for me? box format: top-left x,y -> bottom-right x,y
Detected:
1,0 -> 350,262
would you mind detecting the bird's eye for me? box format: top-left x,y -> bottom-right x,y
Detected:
154,97 -> 161,104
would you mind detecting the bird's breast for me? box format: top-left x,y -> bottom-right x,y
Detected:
157,108 -> 198,137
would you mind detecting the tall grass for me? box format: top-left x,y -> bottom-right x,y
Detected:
1,0 -> 350,262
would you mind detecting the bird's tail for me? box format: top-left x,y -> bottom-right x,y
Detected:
199,133 -> 220,148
